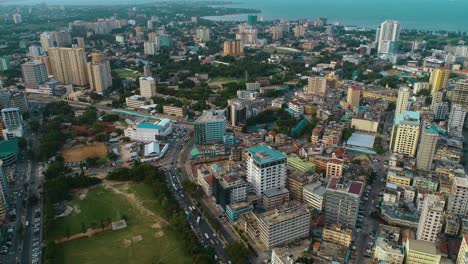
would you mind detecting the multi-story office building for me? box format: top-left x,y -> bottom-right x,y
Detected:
1,91 -> 29,114
139,77 -> 157,98
223,41 -> 243,56
48,47 -> 88,86
247,145 -> 287,197
447,177 -> 468,217
323,177 -> 364,228
452,79 -> 468,108
212,175 -> 248,210
416,125 -> 439,171
346,86 -> 361,109
457,234 -> 468,264
416,194 -> 444,242
302,181 -> 326,211
258,205 -> 310,249
21,61 -> 48,88
305,76 -> 327,96
405,238 -> 441,264
390,111 -> 420,157
196,27 -> 210,42
194,110 -> 226,144
448,104 -> 466,138
395,86 -> 410,116
40,31 -> 72,51
163,105 -> 186,117
376,20 -> 400,54
87,52 -> 112,94
429,68 -> 450,94
125,95 -> 153,108
124,119 -> 173,142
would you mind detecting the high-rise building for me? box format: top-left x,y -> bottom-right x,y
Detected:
271,26 -> 283,41
452,79 -> 468,108
247,145 -> 287,197
429,68 -> 450,94
416,194 -> 444,242
457,234 -> 468,264
40,31 -> 72,51
87,52 -> 112,94
413,82 -> 429,94
48,47 -> 88,86
258,205 -> 310,249
323,177 -> 364,228
194,110 -> 226,145
12,14 -> 22,24
305,76 -> 327,96
346,86 -> 361,109
390,111 -> 420,157
447,177 -> 468,217
395,87 -> 410,116
326,159 -> 343,178
0,161 -> 8,223
293,25 -> 305,37
433,102 -> 448,121
76,37 -> 85,49
405,238 -> 441,264
448,104 -> 466,138
223,41 -> 244,56
431,91 -> 444,110
139,77 -> 157,98
21,61 -> 48,88
144,41 -> 157,55
1,108 -> 23,138
416,125 -> 439,171
143,64 -> 152,77
196,27 -> 210,42
28,45 -> 43,57
376,20 -> 400,54
0,56 -> 10,71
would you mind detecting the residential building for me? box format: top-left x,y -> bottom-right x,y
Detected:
433,102 -> 449,120
40,31 -> 72,51
452,79 -> 468,108
87,51 -> 112,94
413,82 -> 429,94
326,159 -> 343,178
28,45 -> 43,57
194,110 -> 226,144
429,68 -> 450,94
237,90 -> 258,100
0,56 -> 10,71
196,27 -> 210,42
416,194 -> 444,242
448,104 -> 466,137
416,125 -> 439,171
247,146 -> 287,197
123,119 -> 173,142
12,14 -> 22,24
390,111 -> 420,157
346,86 -> 361,109
302,181 -> 326,211
376,20 -> 400,54
76,37 -> 85,48
262,187 -> 289,210
271,26 -> 283,41
374,225 -> 404,264
125,95 -> 153,108
322,224 -> 353,247
21,61 -> 48,88
351,118 -> 379,133
457,234 -> 468,264
395,86 -> 411,116
286,173 -> 318,201
447,177 -> 468,217
305,76 -> 326,96
223,41 -> 243,56
144,41 -> 157,55
1,108 -> 22,138
139,77 -> 157,98
405,238 -> 441,264
48,47 -> 88,86
293,25 -> 305,37
323,177 -> 364,228
163,105 -> 186,117
212,175 -> 248,210
258,205 -> 310,249
246,82 -> 260,91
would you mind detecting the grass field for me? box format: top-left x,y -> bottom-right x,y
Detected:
61,142 -> 107,163
53,184 -> 193,264
209,76 -> 240,83
115,69 -> 142,79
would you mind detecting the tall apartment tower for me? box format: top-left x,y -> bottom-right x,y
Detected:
223,41 -> 243,56
457,235 -> 468,264
247,146 -> 287,197
76,37 -> 85,49
376,20 -> 400,54
21,61 -> 48,88
87,51 -> 112,94
452,79 -> 468,108
0,161 -> 8,223
448,104 -> 466,138
196,27 -> 210,42
40,31 -> 72,51
305,76 -> 327,97
390,111 -> 420,157
346,86 -> 361,109
416,125 -> 439,171
447,177 -> 468,217
293,25 -> 305,37
416,194 -> 444,242
194,110 -> 226,145
429,68 -> 450,94
271,26 -> 283,41
139,77 -> 157,98
395,86 -> 410,116
323,177 -> 364,228
48,47 -> 88,86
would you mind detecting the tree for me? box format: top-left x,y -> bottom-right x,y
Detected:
225,241 -> 249,264
416,89 -> 430,96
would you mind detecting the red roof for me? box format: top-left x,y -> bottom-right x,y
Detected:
204,176 -> 213,185
328,177 -> 338,189
313,242 -> 321,249
349,182 -> 363,195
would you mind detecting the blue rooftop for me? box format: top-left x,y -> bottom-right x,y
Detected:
394,111 -> 420,126
137,122 -> 162,129
247,146 -> 286,164
424,124 -> 439,135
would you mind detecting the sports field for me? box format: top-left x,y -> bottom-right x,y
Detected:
61,143 -> 107,163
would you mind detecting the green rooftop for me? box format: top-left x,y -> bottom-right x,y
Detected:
247,145 -> 286,164
287,156 -> 316,173
424,125 -> 439,135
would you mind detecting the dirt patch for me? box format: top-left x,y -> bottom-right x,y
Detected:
151,223 -> 162,229
61,142 -> 107,163
73,205 -> 81,214
122,239 -> 132,248
154,231 -> 164,238
132,235 -> 143,243
78,189 -> 88,200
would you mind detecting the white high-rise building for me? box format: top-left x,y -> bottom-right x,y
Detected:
247,146 -> 287,197
416,194 -> 444,242
395,87 -> 410,116
28,45 -> 43,57
40,31 -> 72,51
144,41 -> 157,55
390,111 -> 420,157
139,77 -> 157,98
376,20 -> 400,54
447,177 -> 468,217
196,27 -> 210,42
448,104 -> 466,138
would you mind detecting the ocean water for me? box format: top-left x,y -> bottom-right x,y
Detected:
2,0 -> 468,31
